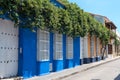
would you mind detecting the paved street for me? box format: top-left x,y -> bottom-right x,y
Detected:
60,59 -> 120,80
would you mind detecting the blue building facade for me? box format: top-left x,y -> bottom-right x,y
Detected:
0,0 -> 105,79
0,0 -> 82,79
18,29 -> 81,78
17,0 -> 82,77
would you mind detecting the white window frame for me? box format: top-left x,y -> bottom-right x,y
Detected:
37,29 -> 50,61
96,38 -> 99,56
80,37 -> 84,59
54,33 -> 63,60
66,37 -> 73,59
90,35 -> 94,57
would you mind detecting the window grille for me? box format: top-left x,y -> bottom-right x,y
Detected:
80,37 -> 84,59
66,37 -> 73,59
90,36 -> 94,57
37,30 -> 49,61
54,34 -> 63,60
96,38 -> 99,55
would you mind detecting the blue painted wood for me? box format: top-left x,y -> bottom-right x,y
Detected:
50,32 -> 54,72
37,61 -> 50,75
66,59 -> 74,68
50,0 -> 65,8
63,34 -> 66,69
80,59 -> 83,65
90,57 -> 96,62
83,58 -> 91,64
73,37 -> 80,66
0,12 -> 11,20
97,56 -> 101,61
18,28 -> 23,76
53,60 -> 64,72
66,36 -> 74,68
18,28 -> 37,78
50,33 -> 54,63
53,34 -> 65,72
36,31 -> 50,75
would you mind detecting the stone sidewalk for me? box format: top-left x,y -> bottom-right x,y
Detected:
28,56 -> 120,80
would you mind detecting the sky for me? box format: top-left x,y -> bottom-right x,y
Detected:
68,0 -> 120,33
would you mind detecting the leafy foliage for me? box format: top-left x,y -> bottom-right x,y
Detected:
0,0 -> 114,44
114,38 -> 120,46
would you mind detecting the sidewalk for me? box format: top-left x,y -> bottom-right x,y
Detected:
29,56 -> 120,80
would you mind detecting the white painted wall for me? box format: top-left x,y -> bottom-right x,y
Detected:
0,19 -> 18,78
80,36 -> 88,59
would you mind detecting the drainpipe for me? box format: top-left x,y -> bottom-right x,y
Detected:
115,28 -> 117,56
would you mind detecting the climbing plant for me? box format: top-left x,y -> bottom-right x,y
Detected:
0,0 -> 115,44
114,37 -> 120,46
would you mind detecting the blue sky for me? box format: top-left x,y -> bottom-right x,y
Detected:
68,0 -> 120,32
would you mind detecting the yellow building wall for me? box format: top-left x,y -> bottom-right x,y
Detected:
88,34 -> 91,58
98,38 -> 101,56
94,36 -> 97,57
99,40 -> 102,56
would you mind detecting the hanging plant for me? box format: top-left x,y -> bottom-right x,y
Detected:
0,0 -> 111,43
114,37 -> 120,46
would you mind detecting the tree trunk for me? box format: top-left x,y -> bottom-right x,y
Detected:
102,46 -> 106,60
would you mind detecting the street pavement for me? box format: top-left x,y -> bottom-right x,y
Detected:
2,57 -> 120,80
60,58 -> 120,80
28,57 -> 120,80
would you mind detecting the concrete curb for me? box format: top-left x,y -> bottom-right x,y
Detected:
3,57 -> 120,80
80,57 -> 120,72
53,57 -> 120,80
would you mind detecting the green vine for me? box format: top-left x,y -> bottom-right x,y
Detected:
114,37 -> 120,46
0,0 -> 114,44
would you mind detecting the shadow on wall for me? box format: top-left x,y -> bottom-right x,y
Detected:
114,74 -> 120,80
